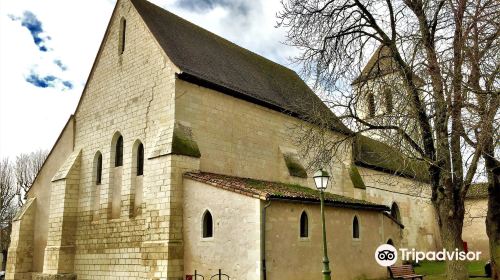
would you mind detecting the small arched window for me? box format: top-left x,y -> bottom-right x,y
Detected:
353,216 -> 360,239
137,143 -> 144,176
367,91 -> 375,117
391,202 -> 401,223
202,210 -> 213,238
387,239 -> 394,245
300,211 -> 309,238
96,152 -> 102,184
115,135 -> 123,167
119,18 -> 126,54
384,87 -> 393,113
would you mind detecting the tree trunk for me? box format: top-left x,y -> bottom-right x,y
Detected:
485,152 -> 500,280
435,192 -> 469,280
489,228 -> 500,280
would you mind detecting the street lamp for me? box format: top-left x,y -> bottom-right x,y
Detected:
313,169 -> 332,280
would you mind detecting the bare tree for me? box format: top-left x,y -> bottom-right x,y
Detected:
14,150 -> 48,205
461,2 -> 500,277
0,159 -> 17,259
278,0 -> 499,279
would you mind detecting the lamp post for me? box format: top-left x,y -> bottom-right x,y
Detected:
314,169 -> 332,280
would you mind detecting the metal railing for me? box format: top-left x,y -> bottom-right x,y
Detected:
189,269 -> 230,280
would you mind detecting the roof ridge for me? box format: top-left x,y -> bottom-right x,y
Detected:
130,0 -> 296,75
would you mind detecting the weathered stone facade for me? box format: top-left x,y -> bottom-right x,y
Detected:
6,0 -> 488,279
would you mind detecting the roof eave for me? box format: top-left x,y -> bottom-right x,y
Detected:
177,72 -> 288,115
382,212 -> 405,229
268,196 -> 390,212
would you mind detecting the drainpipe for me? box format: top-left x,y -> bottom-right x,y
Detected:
261,200 -> 271,280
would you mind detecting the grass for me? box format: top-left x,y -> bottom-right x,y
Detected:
412,261 -> 490,280
369,261 -> 490,280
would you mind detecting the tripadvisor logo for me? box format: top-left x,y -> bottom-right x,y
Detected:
375,244 -> 482,267
375,244 -> 398,267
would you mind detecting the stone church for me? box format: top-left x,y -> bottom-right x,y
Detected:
6,0 -> 488,279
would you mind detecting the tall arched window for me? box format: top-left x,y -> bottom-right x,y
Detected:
92,151 -> 103,220
391,202 -> 401,223
119,18 -> 126,54
95,152 -> 102,184
202,210 -> 213,238
137,143 -> 144,176
300,211 -> 309,238
353,216 -> 360,239
115,135 -> 123,167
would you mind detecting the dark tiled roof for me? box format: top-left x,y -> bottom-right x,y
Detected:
467,183 -> 489,199
353,135 -> 430,183
131,0 -> 350,134
184,172 -> 389,211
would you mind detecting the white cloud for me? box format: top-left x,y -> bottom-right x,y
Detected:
0,0 -> 114,159
152,0 -> 299,66
0,0 -> 298,159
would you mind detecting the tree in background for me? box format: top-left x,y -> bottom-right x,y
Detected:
278,0 -> 499,279
463,4 -> 500,278
0,159 -> 17,267
14,150 -> 47,206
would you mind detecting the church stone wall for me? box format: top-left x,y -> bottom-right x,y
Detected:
64,0 -> 180,278
265,200 -> 402,280
359,167 -> 441,252
9,0 -> 469,278
174,76 -> 441,262
183,178 -> 261,280
174,79 -> 353,195
463,198 -> 489,259
183,179 -> 404,280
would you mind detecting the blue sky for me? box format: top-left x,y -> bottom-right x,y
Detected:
0,0 -> 298,159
